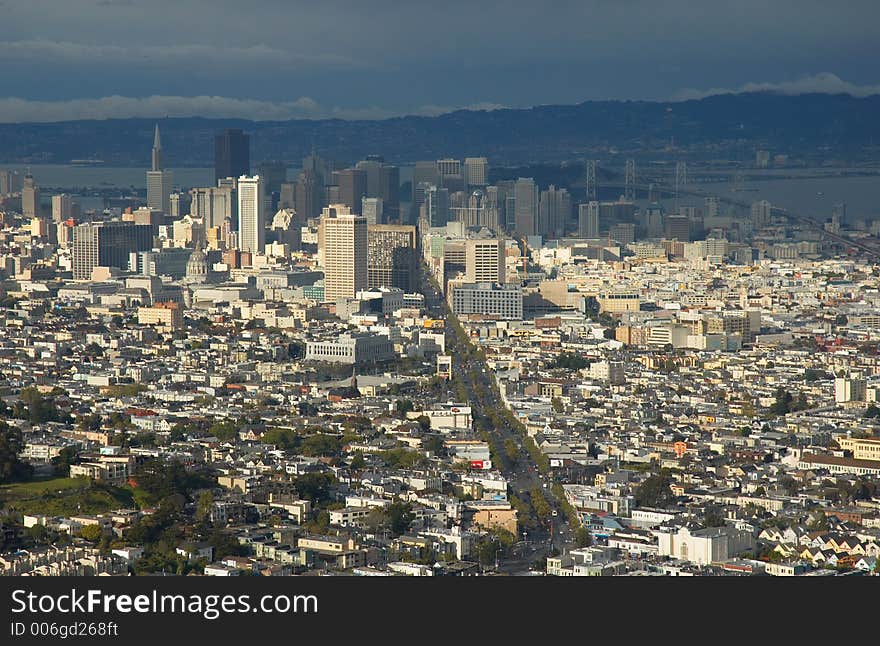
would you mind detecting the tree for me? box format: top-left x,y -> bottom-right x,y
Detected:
51,446 -> 79,477
769,387 -> 794,416
395,399 -> 415,416
0,420 -> 33,483
574,526 -> 592,548
635,471 -> 675,508
78,524 -> 103,542
864,404 -> 880,419
551,397 -> 564,413
14,387 -> 62,424
702,506 -> 727,527
349,451 -> 366,470
196,491 -> 215,525
386,502 -> 415,537
551,353 -> 589,370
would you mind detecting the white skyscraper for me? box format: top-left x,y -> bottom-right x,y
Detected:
237,175 -> 265,254
146,124 -> 173,214
319,204 -> 368,300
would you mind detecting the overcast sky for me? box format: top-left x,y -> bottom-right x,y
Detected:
0,0 -> 878,122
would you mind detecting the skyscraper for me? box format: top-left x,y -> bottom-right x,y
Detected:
424,186 -> 450,227
255,161 -> 288,195
367,224 -> 417,292
334,168 -> 368,215
362,197 -> 384,225
464,157 -> 489,188
538,185 -> 571,239
751,200 -> 771,229
578,202 -> 600,238
72,221 -> 153,280
294,169 -> 324,221
215,129 -> 250,183
146,125 -> 173,214
319,205 -> 368,300
513,178 -> 538,237
52,194 -> 72,223
21,174 -> 40,218
437,158 -> 464,193
237,176 -> 265,255
465,239 -> 505,284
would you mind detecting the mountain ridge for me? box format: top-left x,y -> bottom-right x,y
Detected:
1,92 -> 878,167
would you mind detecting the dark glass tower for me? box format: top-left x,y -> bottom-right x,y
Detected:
214,129 -> 250,183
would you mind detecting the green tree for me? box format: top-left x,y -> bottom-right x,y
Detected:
395,399 -> 415,416
386,502 -> 415,536
196,491 -> 215,525
349,451 -> 366,470
574,526 -> 592,548
51,446 -> 79,477
0,420 -> 33,483
635,471 -> 675,508
551,397 -> 564,413
78,524 -> 103,542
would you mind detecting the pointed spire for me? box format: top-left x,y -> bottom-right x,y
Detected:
151,123 -> 162,171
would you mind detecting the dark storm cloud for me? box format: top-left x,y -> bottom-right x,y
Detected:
0,0 -> 878,121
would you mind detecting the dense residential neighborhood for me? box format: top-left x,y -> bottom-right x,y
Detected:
2,144 -> 880,579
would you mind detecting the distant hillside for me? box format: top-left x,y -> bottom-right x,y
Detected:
1,92 -> 878,167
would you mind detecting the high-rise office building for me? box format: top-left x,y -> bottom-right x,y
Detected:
425,186 -> 450,227
367,224 -> 417,292
538,185 -> 571,239
146,125 -> 173,214
237,176 -> 265,255
665,214 -> 690,242
52,194 -> 72,223
609,222 -> 636,246
22,174 -> 40,218
255,161 -> 288,195
437,158 -> 464,193
362,197 -> 384,225
465,239 -> 505,284
513,178 -> 538,237
0,170 -> 17,196
355,158 -> 399,221
279,182 -> 296,210
704,196 -> 720,218
751,200 -> 771,229
294,169 -> 324,221
190,185 -> 235,230
319,205 -> 368,300
215,129 -> 250,184
464,157 -> 489,188
72,221 -> 153,280
334,168 -> 368,215
578,202 -> 600,238
643,204 -> 664,239
451,190 -> 500,230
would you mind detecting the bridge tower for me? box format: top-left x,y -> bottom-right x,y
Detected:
674,161 -> 688,199
624,159 -> 636,202
585,160 -> 597,201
